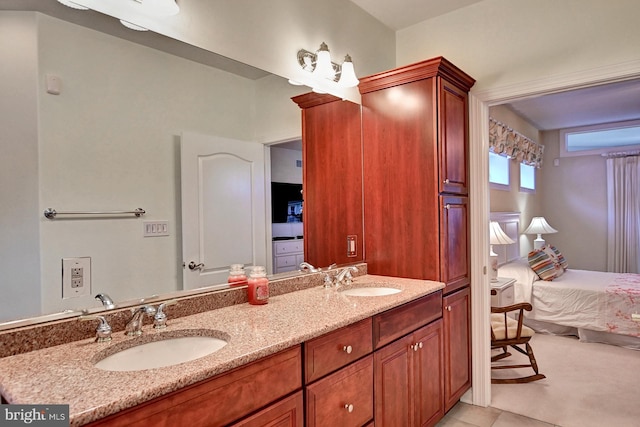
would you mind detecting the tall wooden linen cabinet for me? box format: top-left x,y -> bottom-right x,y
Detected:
359,57 -> 475,414
294,57 -> 475,423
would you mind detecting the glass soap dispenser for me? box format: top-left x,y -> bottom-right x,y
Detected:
247,265 -> 269,305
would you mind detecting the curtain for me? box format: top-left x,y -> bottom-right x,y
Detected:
606,155 -> 640,273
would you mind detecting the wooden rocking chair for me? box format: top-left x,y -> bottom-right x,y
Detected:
490,292 -> 546,384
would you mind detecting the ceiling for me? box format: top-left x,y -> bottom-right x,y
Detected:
352,0 -> 640,133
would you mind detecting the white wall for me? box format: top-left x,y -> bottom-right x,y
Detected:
397,0 -> 640,92
270,147 -> 303,184
0,12 -> 311,319
0,12 -> 41,322
76,0 -> 396,102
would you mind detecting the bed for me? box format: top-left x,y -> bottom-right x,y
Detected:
491,212 -> 640,350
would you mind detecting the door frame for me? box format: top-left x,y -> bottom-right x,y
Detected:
468,59 -> 640,407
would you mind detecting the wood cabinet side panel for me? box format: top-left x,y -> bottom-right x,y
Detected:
302,99 -> 363,267
362,79 -> 440,279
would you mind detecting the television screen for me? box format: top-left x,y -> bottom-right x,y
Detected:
271,182 -> 302,223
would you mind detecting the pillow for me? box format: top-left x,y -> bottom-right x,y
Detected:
528,248 -> 564,281
497,258 -> 539,285
546,244 -> 568,270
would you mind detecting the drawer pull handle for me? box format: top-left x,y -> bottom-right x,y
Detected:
343,345 -> 353,354
344,403 -> 354,413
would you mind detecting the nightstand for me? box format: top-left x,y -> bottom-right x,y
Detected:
491,277 -> 515,307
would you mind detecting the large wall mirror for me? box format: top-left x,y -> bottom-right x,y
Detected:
0,1 -> 309,327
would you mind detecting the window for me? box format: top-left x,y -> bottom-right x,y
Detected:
489,152 -> 510,189
559,119 -> 640,157
520,163 -> 535,192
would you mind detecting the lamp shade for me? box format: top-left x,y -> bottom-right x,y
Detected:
523,217 -> 557,235
312,42 -> 335,80
489,221 -> 515,245
338,54 -> 359,87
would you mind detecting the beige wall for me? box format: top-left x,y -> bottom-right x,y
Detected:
539,131 -> 608,270
397,0 -> 640,92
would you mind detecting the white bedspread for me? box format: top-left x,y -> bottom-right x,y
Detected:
526,269 -> 640,337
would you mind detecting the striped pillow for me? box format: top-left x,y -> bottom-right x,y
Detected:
528,249 -> 560,281
548,245 -> 568,270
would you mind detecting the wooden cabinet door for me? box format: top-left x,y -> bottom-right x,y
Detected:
413,320 -> 444,427
374,333 -> 413,426
443,286 -> 471,412
438,78 -> 469,195
292,93 -> 363,267
439,196 -> 470,294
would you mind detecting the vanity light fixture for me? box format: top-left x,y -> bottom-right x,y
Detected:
56,0 -> 180,32
295,42 -> 360,89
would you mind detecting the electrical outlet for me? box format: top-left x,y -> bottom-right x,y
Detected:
62,257 -> 91,299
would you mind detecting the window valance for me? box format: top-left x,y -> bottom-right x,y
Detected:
489,117 -> 544,168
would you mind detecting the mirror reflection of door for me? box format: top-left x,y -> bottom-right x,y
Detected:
181,132 -> 267,289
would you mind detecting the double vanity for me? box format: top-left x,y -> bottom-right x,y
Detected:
0,271 -> 446,426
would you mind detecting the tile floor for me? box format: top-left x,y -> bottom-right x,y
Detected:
437,402 -> 560,427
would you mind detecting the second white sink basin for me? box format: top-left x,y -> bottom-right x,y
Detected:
340,286 -> 402,297
94,333 -> 228,372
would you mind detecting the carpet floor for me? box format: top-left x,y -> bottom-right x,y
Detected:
490,333 -> 640,427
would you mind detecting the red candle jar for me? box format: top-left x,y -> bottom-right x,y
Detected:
228,264 -> 247,286
247,266 -> 269,305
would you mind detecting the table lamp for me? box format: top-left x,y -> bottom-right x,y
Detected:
523,216 -> 557,249
489,221 -> 515,282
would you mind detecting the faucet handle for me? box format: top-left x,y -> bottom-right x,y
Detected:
154,299 -> 178,329
79,315 -> 112,342
323,273 -> 333,288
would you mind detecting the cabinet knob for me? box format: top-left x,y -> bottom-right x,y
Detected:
344,403 -> 354,413
343,345 -> 353,354
411,342 -> 424,351
446,305 -> 452,311
444,204 -> 451,210
443,178 -> 450,184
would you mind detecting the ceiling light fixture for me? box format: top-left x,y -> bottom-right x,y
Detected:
296,42 -> 360,89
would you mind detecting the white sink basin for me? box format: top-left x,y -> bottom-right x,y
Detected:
94,334 -> 228,372
340,286 -> 402,297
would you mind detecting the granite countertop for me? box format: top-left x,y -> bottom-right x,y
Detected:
0,274 -> 443,426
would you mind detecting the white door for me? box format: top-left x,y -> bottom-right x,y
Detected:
181,131 -> 267,290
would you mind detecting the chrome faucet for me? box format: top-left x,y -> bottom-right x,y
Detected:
95,293 -> 115,309
125,305 -> 156,336
153,299 -> 178,329
79,315 -> 112,342
299,262 -> 318,272
335,266 -> 358,287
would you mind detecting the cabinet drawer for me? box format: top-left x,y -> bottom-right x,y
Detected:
274,240 -> 304,255
306,355 -> 374,427
275,254 -> 298,268
373,291 -> 442,349
304,318 -> 373,383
